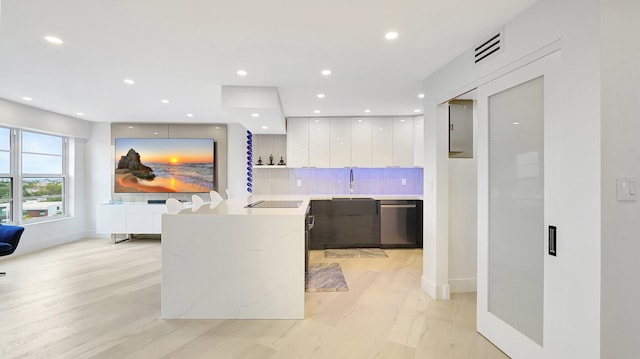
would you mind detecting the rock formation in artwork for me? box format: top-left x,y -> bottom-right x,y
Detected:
116,148 -> 156,180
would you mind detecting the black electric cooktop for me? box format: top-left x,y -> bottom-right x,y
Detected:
244,200 -> 303,209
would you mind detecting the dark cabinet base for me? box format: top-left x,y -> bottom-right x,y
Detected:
310,199 -> 380,249
310,199 -> 423,250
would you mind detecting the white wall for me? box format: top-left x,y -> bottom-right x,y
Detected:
600,1 -> 640,357
0,100 -> 91,254
84,122 -> 112,238
422,0 -> 601,357
0,98 -> 91,138
448,158 -> 477,293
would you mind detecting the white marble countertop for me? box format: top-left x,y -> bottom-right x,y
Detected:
178,194 -> 422,215
179,195 -> 311,215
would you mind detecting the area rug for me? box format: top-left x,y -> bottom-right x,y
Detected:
305,263 -> 349,292
324,248 -> 388,258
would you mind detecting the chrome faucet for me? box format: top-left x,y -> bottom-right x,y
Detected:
349,168 -> 355,194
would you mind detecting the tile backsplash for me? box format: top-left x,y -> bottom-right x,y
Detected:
251,167 -> 423,195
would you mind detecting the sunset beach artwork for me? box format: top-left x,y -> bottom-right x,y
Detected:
114,138 -> 214,193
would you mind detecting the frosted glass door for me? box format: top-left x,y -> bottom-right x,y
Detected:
488,76 -> 544,345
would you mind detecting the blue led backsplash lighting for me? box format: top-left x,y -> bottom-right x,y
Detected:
251,167 -> 423,195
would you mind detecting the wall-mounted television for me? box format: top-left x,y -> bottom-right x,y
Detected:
114,138 -> 214,193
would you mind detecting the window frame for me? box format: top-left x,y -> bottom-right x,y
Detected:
0,127 -> 69,224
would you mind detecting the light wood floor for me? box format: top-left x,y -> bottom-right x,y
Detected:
0,238 -> 508,359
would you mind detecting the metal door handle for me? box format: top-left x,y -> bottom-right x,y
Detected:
381,204 -> 416,208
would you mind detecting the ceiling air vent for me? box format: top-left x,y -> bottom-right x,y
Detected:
474,28 -> 504,65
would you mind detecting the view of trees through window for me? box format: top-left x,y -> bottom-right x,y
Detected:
22,178 -> 64,220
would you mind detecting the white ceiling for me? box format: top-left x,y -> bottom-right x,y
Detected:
0,0 -> 537,134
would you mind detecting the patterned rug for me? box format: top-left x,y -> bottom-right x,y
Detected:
305,263 -> 349,292
324,248 -> 388,258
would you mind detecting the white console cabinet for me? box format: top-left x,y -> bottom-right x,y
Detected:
96,203 -> 169,240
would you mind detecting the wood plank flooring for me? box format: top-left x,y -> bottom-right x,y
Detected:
0,238 -> 508,359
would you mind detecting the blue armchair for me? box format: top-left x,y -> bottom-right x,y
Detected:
0,224 -> 25,276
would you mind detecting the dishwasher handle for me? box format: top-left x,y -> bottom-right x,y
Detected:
381,204 -> 416,209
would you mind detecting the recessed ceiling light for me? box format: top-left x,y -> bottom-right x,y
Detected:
251,113 -> 259,117
317,93 -> 325,99
215,126 -> 221,129
76,112 -> 84,116
314,110 -> 320,114
321,69 -> 332,76
161,99 -> 169,104
364,109 -> 371,113
385,31 -> 399,40
261,126 -> 269,130
22,96 -> 32,101
153,132 -> 159,135
418,93 -> 425,98
414,109 -> 421,113
513,122 -> 520,125
357,119 -> 363,122
186,113 -> 194,117
123,78 -> 135,85
44,36 -> 64,44
128,126 -> 134,129
237,69 -> 248,76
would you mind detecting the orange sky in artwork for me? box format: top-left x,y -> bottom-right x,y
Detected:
143,153 -> 213,163
115,138 -> 214,164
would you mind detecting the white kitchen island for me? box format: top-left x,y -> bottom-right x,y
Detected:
161,196 -> 309,320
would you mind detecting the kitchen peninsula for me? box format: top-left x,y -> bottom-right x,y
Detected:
161,196 -> 309,320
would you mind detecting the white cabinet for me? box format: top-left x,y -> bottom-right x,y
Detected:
392,117 -> 414,166
371,117 -> 393,167
350,117 -> 372,166
330,118 -> 351,167
286,119 -> 309,167
96,204 -> 127,234
308,118 -> 331,167
413,116 -> 424,167
126,203 -> 166,233
96,203 -> 169,235
286,116 -> 419,168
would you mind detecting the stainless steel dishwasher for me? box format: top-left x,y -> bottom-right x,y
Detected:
380,200 -> 418,247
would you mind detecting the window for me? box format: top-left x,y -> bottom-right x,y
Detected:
21,131 -> 66,222
0,128 -> 12,223
0,127 -> 68,224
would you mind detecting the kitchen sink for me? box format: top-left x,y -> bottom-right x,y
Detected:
331,196 -> 374,200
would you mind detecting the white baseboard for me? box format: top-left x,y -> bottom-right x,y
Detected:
449,277 -> 477,293
85,230 -> 110,239
421,275 -> 451,300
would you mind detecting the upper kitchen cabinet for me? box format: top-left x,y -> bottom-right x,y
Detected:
392,117 -> 414,167
330,118 -> 351,167
371,117 -> 393,167
350,117 -> 372,166
286,116 -> 421,168
308,118 -> 331,167
286,118 -> 309,167
413,116 -> 424,167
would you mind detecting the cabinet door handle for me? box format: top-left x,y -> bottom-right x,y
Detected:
381,204 -> 416,208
